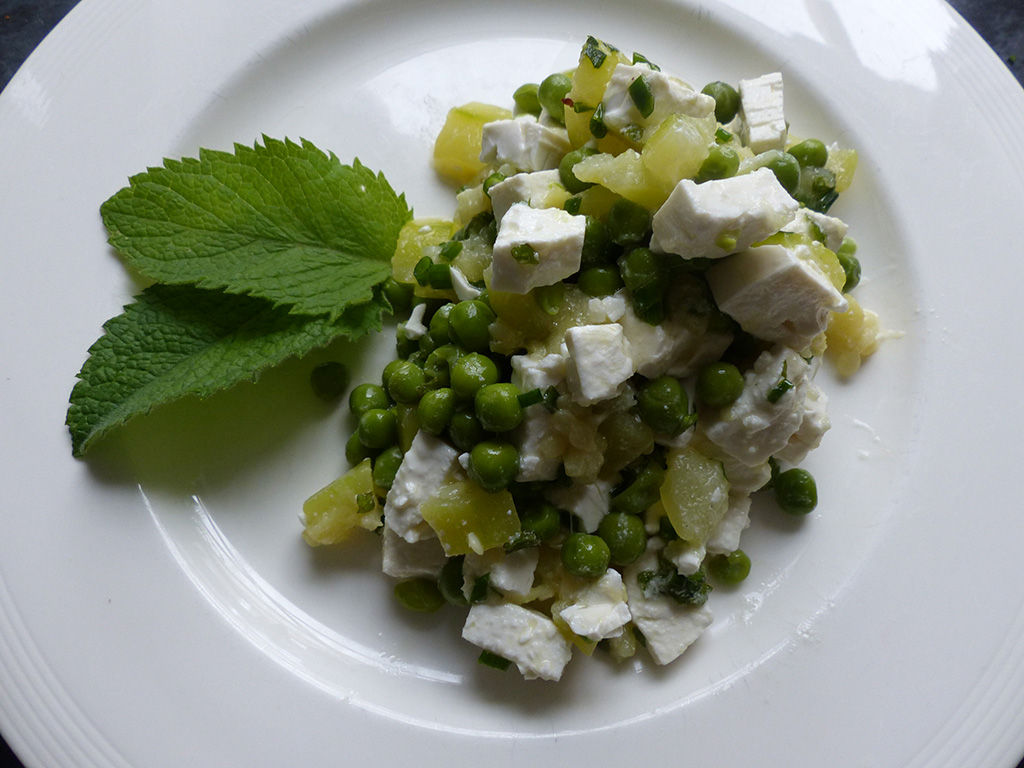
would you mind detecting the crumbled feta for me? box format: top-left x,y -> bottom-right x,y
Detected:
601,63 -> 715,133
488,170 -> 567,222
624,549 -> 713,665
782,208 -> 849,252
449,265 -> 481,301
706,493 -> 752,555
774,378 -> 830,465
650,168 -> 799,260
463,547 -> 539,601
479,116 -> 572,172
401,301 -> 428,340
382,526 -> 447,579
585,292 -> 628,324
547,479 -> 613,533
738,72 -> 787,153
706,242 -> 848,350
383,431 -> 459,542
462,603 -> 573,681
564,324 -> 634,405
701,347 -> 826,466
510,349 -> 568,391
514,407 -> 564,482
556,569 -> 632,642
663,539 -> 706,576
489,203 -> 585,294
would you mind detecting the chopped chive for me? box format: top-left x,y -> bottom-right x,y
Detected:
517,388 -> 544,407
503,530 -> 540,553
589,102 -> 608,139
628,75 -> 655,118
767,361 -> 793,403
572,100 -> 594,114
413,256 -> 433,286
631,51 -> 660,70
470,573 -> 491,603
715,127 -> 733,143
426,263 -> 452,289
564,195 -> 583,215
438,240 -> 463,263
483,172 -> 506,196
478,650 -> 512,671
541,385 -> 560,412
582,35 -> 607,68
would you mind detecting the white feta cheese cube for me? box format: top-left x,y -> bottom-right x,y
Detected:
547,479 -> 613,533
462,603 -> 573,681
463,547 -> 539,601
706,493 -> 752,555
663,539 -> 706,576
488,170 -> 567,222
624,549 -> 713,665
782,208 -> 849,252
651,168 -> 799,260
382,526 -> 447,579
489,203 -> 585,294
706,242 -> 848,350
774,379 -> 830,465
383,431 -> 459,542
510,349 -> 568,391
564,324 -> 634,405
479,116 -> 572,172
738,72 -> 787,153
556,569 -> 632,642
401,301 -> 428,340
701,348 -> 827,466
514,407 -> 564,482
601,63 -> 715,133
449,265 -> 481,301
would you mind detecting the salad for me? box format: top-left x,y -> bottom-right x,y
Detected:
300,36 -> 883,681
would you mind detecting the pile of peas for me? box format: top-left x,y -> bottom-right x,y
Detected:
337,69 -> 840,615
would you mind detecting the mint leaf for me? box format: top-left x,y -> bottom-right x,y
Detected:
100,137 -> 411,319
66,285 -> 385,457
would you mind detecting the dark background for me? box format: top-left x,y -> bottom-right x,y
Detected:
1,0 -> 1021,766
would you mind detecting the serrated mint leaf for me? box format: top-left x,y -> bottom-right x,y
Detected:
100,137 -> 411,319
67,285 -> 385,457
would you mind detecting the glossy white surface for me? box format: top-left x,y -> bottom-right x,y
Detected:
1,0 -> 1023,766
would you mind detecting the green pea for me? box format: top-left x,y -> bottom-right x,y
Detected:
606,198 -> 652,246
382,277 -> 414,315
448,299 -> 496,353
385,360 -> 426,404
611,459 -> 665,515
538,72 -> 572,124
561,532 -> 611,579
396,327 -> 420,359
757,149 -> 801,195
520,502 -> 562,541
417,388 -> 455,436
345,430 -> 373,466
619,246 -> 666,324
450,352 -> 500,401
836,237 -> 861,291
580,215 -> 615,268
438,556 -> 468,605
696,362 -> 744,407
474,383 -> 524,433
393,578 -> 445,613
597,512 -> 647,566
577,265 -> 624,297
774,468 -> 817,514
428,302 -> 455,346
707,549 -> 751,585
467,441 -> 520,492
558,147 -> 598,194
788,138 -> 828,168
448,411 -> 485,452
309,361 -> 350,402
695,144 -> 740,183
423,344 -> 461,389
357,408 -> 398,451
637,375 -> 690,434
372,446 -> 404,490
700,81 -> 739,124
513,83 -> 542,116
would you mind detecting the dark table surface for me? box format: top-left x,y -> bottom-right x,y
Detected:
1,1 -> 1022,767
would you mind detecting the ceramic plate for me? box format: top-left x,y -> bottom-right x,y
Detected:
2,0 -> 1023,765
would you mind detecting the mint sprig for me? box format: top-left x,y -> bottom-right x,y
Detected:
68,138 -> 409,456
100,137 -> 410,319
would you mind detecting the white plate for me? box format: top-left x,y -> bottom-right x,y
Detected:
2,0 -> 1023,766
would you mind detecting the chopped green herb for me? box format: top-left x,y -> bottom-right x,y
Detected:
715,127 -> 733,143
470,573 -> 491,603
589,102 -> 608,139
438,240 -> 463,263
517,388 -> 544,407
582,35 -> 607,68
631,51 -> 660,70
478,650 -> 512,671
510,243 -> 540,265
637,559 -> 712,606
767,361 -> 793,403
628,75 -> 655,118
